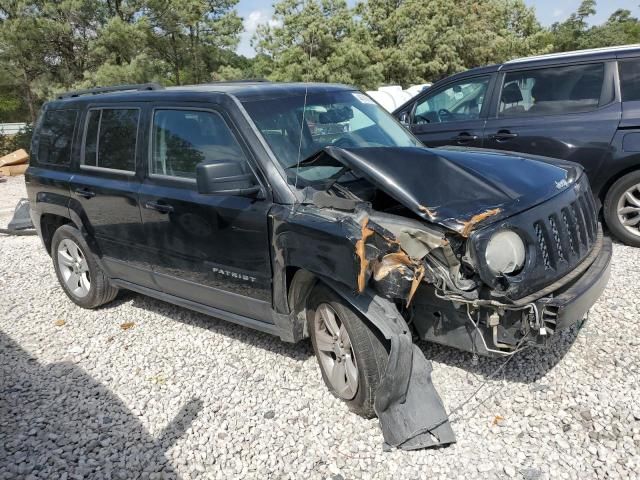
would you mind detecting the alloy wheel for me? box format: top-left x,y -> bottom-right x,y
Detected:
313,303 -> 359,400
617,183 -> 640,238
57,239 -> 91,298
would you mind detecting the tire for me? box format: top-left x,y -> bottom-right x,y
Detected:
307,284 -> 388,418
604,170 -> 640,247
51,225 -> 119,308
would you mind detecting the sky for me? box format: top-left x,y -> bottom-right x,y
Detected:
235,0 -> 640,58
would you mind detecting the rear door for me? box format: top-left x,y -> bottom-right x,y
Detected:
482,61 -> 621,197
398,74 -> 494,148
617,55 -> 640,134
69,105 -> 155,287
138,104 -> 273,322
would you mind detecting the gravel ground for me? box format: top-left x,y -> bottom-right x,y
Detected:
1,175 -> 639,480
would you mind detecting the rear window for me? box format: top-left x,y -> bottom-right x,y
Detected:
619,59 -> 640,102
83,108 -> 139,172
35,109 -> 77,166
499,63 -> 605,117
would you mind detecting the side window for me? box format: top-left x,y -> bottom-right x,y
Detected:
82,108 -> 139,172
619,59 -> 640,102
413,76 -> 490,124
35,109 -> 77,166
151,109 -> 247,179
499,63 -> 604,117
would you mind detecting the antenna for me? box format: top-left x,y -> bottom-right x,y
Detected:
293,35 -> 313,191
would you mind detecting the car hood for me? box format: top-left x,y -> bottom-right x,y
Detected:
322,145 -> 583,236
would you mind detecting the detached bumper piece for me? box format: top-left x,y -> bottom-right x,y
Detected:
0,198 -> 35,236
325,279 -> 456,450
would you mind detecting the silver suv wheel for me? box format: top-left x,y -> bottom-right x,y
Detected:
57,238 -> 91,298
313,303 -> 359,400
617,183 -> 640,238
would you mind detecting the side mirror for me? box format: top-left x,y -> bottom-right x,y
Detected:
196,160 -> 260,196
398,111 -> 411,126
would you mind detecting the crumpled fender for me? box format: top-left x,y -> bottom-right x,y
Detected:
320,277 -> 456,450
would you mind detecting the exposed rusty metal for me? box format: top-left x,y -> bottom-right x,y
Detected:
356,216 -> 376,292
407,264 -> 425,306
418,205 -> 436,219
370,251 -> 426,305
459,208 -> 502,237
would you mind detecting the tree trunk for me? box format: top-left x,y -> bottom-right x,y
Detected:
171,33 -> 181,85
23,72 -> 36,124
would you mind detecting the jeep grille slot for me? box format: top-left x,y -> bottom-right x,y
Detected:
534,221 -> 553,270
548,214 -> 566,263
533,190 -> 597,272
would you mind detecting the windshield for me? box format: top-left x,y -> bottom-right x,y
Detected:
241,90 -> 420,184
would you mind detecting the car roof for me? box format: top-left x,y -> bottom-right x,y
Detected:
392,44 -> 640,115
504,43 -> 640,67
46,81 -> 357,108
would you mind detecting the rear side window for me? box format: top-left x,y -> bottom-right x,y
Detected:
619,60 -> 640,102
499,63 -> 605,117
151,109 -> 246,179
83,108 -> 139,172
36,109 -> 77,166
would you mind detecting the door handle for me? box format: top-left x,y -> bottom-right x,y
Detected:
490,131 -> 518,141
452,133 -> 479,143
73,188 -> 96,199
144,201 -> 174,214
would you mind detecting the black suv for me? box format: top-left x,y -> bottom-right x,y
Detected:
394,45 -> 640,247
26,82 -> 611,450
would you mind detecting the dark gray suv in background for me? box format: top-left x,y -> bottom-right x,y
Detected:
394,45 -> 640,247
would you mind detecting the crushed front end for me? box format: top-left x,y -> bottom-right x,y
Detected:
280,145 -> 611,451
358,172 -> 612,357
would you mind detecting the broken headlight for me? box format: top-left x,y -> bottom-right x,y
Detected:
484,230 -> 525,275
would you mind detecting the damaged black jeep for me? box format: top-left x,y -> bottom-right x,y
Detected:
27,82 -> 611,451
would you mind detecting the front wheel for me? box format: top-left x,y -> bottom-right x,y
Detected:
51,225 -> 119,308
604,171 -> 640,247
307,285 -> 388,418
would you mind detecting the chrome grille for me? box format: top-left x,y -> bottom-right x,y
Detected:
534,189 -> 597,271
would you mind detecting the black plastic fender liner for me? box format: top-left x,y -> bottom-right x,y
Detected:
320,277 -> 456,450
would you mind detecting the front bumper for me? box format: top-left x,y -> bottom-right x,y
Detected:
536,234 -> 612,336
412,232 -> 612,356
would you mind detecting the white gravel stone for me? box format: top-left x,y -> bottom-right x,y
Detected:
1,175 -> 640,479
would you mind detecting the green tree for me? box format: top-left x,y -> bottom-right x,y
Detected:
359,0 -> 548,86
580,9 -> 640,48
145,0 -> 243,85
253,0 -> 383,89
549,0 -> 597,51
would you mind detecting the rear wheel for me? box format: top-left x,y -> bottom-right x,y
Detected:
307,285 -> 388,418
51,225 -> 118,308
604,171 -> 640,247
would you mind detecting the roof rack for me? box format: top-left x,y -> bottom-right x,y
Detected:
505,44 -> 640,64
207,79 -> 269,84
57,83 -> 163,100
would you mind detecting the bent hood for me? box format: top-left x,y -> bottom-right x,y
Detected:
323,146 -> 583,236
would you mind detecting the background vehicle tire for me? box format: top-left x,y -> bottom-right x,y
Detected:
604,171 -> 640,248
51,225 -> 119,308
307,284 -> 388,418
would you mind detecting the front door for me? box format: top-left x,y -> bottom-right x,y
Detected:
138,106 -> 273,322
403,75 -> 493,148
69,105 -> 155,287
482,62 -> 621,196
